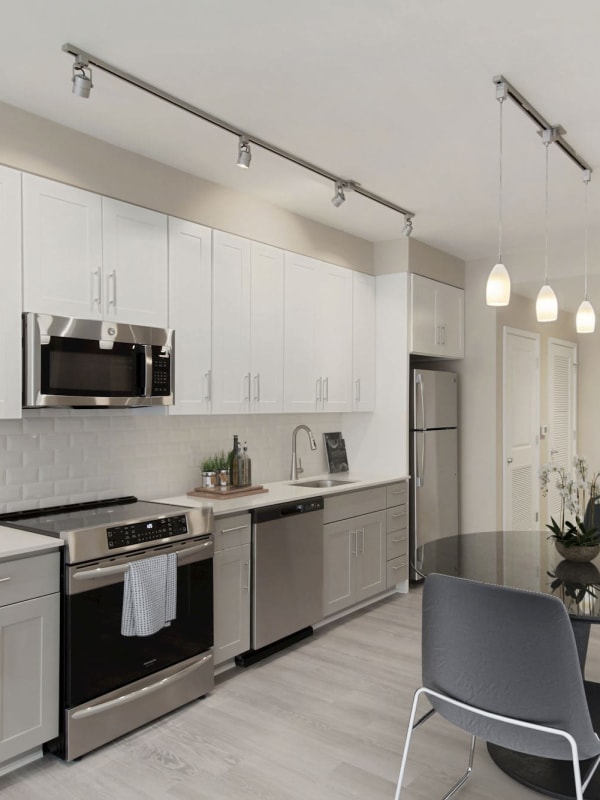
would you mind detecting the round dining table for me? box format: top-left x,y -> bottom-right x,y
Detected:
416,530 -> 600,800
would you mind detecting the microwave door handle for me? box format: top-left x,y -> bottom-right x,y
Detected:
143,345 -> 153,397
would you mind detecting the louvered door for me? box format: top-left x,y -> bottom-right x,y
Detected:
547,339 -> 577,524
503,328 -> 540,531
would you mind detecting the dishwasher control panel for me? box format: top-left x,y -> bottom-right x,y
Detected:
253,497 -> 324,524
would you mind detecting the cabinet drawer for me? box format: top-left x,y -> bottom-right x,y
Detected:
387,556 -> 408,587
214,513 -> 251,551
386,482 -> 408,508
323,487 -> 386,524
386,506 -> 408,533
387,531 -> 408,561
0,552 -> 60,607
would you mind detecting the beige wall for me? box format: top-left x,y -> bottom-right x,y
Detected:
373,237 -> 465,286
0,100 -> 373,272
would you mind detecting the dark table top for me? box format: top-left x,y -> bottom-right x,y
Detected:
418,530 -> 600,622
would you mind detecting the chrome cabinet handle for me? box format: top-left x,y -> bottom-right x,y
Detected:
242,561 -> 250,591
358,527 -> 365,555
244,372 -> 251,402
107,269 -> 117,306
0,576 -> 11,584
316,377 -> 322,404
351,529 -> 357,556
91,268 -> 101,310
254,373 -> 261,402
221,524 -> 249,534
204,370 -> 212,402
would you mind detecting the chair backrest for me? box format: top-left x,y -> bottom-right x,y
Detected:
422,573 -> 600,760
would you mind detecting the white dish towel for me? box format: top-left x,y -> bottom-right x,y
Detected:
121,553 -> 177,637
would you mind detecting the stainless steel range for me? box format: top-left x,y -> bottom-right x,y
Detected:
1,496 -> 214,760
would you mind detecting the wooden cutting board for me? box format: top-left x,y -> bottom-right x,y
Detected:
187,484 -> 268,499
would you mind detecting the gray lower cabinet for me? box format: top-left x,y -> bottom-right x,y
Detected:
0,552 -> 60,769
323,509 -> 386,617
213,513 -> 251,666
385,481 -> 409,587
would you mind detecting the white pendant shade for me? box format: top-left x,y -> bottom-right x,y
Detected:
536,283 -> 558,322
576,299 -> 596,333
486,262 -> 511,306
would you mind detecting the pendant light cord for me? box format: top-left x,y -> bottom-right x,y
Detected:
544,140 -> 550,285
584,174 -> 590,300
498,97 -> 504,263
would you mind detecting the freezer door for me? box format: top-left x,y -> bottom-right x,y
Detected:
412,369 -> 457,430
411,428 -> 458,575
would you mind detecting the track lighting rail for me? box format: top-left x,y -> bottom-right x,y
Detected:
62,43 -> 415,223
492,74 -> 592,174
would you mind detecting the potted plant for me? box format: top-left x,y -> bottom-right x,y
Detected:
200,452 -> 229,487
539,456 -> 600,561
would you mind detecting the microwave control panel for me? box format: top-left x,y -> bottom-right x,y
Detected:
107,514 -> 188,549
150,346 -> 171,396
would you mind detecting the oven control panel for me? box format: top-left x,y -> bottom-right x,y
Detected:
107,514 -> 188,549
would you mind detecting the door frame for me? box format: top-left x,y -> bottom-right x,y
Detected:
502,326 -> 540,530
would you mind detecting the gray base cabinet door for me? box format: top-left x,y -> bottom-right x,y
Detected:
0,593 -> 60,763
323,510 -> 386,616
213,543 -> 251,665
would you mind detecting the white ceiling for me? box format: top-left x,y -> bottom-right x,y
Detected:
2,0 -> 600,310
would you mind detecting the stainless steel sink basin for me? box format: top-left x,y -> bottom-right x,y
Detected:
289,478 -> 357,488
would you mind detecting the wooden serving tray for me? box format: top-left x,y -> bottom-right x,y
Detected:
187,484 -> 268,499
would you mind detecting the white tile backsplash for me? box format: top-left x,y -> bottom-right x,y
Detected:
0,410 -> 344,514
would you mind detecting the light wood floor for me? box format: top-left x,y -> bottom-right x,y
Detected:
2,585 -> 598,799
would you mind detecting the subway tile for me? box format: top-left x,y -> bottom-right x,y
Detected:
23,481 -> 55,501
39,464 -> 70,482
55,478 -> 86,496
6,466 -> 39,486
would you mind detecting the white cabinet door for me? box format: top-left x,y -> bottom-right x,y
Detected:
211,231 -> 252,414
283,252 -> 320,413
410,274 -> 464,358
436,281 -> 464,358
323,520 -> 355,616
102,198 -> 168,327
0,594 -> 60,764
352,271 -> 375,411
22,174 -> 103,319
410,273 -> 437,355
318,263 -> 353,412
213,543 -> 251,666
168,218 -> 212,415
354,511 -> 386,603
250,242 -> 284,413
0,166 -> 22,419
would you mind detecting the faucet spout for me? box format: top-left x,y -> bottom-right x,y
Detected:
290,424 -> 317,480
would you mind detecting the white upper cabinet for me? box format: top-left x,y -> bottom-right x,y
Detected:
23,175 -> 168,327
102,198 -> 168,327
212,233 -> 284,415
0,166 -> 22,419
249,242 -> 284,413
168,217 -> 212,415
211,231 -> 252,414
284,253 -> 353,413
352,271 -> 375,411
23,174 -> 103,319
410,273 -> 464,359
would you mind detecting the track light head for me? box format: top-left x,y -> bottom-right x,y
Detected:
331,181 -> 346,207
237,136 -> 252,169
71,56 -> 93,98
402,215 -> 414,237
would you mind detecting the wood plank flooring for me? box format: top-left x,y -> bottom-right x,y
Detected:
2,585 -> 597,799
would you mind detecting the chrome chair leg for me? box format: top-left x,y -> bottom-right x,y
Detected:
441,734 -> 476,800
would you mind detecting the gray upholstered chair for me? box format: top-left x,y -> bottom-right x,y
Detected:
394,573 -> 600,800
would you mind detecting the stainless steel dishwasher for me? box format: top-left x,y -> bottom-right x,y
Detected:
236,497 -> 324,666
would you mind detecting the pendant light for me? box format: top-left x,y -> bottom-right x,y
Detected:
576,170 -> 595,333
536,129 -> 558,322
486,81 -> 511,306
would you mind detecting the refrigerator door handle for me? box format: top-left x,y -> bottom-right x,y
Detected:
415,431 -> 425,488
416,372 -> 426,431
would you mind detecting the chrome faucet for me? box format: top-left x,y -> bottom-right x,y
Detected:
290,424 -> 317,480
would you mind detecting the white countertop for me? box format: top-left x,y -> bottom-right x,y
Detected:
157,471 -> 408,517
0,525 -> 63,562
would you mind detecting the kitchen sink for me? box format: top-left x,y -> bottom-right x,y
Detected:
289,478 -> 357,488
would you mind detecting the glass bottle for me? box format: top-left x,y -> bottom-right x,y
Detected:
228,434 -> 239,485
241,442 -> 252,487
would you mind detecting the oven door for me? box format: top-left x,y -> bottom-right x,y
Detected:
64,538 -> 213,709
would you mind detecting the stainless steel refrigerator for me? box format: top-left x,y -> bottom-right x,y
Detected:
409,368 -> 458,580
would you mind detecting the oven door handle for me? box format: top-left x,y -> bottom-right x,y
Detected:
72,540 -> 213,581
70,653 -> 212,720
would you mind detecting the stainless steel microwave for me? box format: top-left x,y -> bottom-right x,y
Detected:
23,313 -> 174,408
